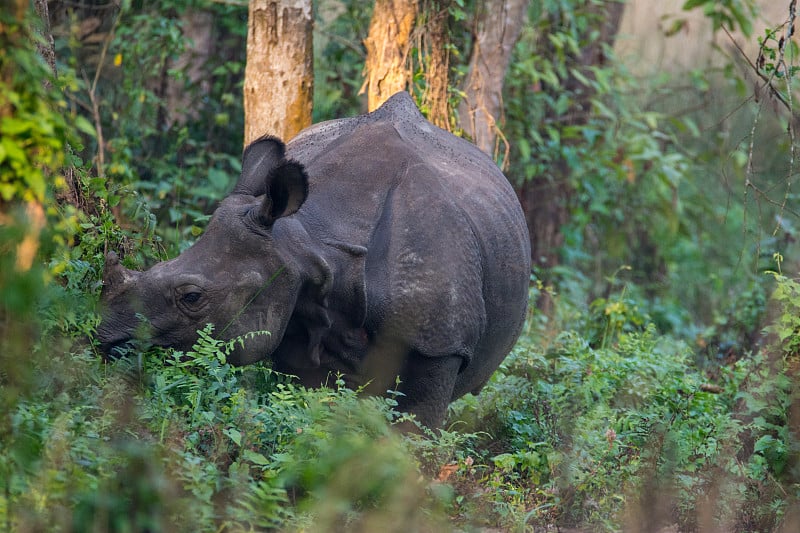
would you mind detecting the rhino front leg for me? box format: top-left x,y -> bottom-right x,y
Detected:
395,353 -> 463,430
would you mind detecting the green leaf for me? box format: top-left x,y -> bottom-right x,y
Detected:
208,168 -> 229,191
518,137 -> 531,161
224,427 -> 242,446
0,183 -> 16,201
0,117 -> 33,135
1,137 -> 27,165
731,6 -> 753,36
242,449 -> 270,466
682,0 -> 706,10
23,168 -> 46,201
753,435 -> 775,454
74,115 -> 97,138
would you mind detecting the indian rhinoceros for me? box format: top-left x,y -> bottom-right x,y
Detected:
98,92 -> 531,428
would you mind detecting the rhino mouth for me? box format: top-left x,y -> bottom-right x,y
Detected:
97,318 -> 143,358
97,310 -> 163,358
98,335 -> 139,359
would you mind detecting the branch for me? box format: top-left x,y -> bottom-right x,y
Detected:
722,7 -> 800,128
84,8 -> 122,178
82,69 -> 105,177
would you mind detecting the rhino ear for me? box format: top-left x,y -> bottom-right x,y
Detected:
234,135 -> 286,196
259,161 -> 309,226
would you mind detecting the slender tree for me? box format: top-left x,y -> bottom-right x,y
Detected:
362,0 -> 419,111
244,0 -> 314,144
458,0 -> 530,157
417,0 -> 451,129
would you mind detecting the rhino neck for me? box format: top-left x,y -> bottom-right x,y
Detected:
275,217 -> 367,321
270,218 -> 370,374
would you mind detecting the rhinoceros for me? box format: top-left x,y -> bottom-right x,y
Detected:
98,92 -> 530,428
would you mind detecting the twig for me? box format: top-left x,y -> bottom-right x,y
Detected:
721,2 -> 800,271
82,69 -> 105,177
772,0 -> 797,236
723,26 -> 799,124
316,29 -> 366,58
745,179 -> 800,219
84,7 -> 122,177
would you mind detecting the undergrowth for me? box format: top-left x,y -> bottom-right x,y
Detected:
2,3 -> 799,531
1,317 -> 456,531
2,273 -> 798,532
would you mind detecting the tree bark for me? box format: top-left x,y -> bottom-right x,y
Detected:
32,0 -> 57,87
244,0 -> 314,145
418,1 -> 451,129
362,0 -> 419,111
458,0 -> 530,157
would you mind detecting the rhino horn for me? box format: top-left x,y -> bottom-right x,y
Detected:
102,252 -> 138,296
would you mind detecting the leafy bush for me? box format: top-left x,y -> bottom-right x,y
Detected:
1,319 -> 460,531
445,282 -> 800,532
50,0 -> 248,255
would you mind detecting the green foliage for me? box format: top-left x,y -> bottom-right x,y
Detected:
446,284 -> 800,531
0,320 -> 460,531
3,1 -> 800,532
314,0 -> 373,119
503,1 -> 708,324
0,12 -> 70,204
0,6 -> 87,274
766,255 -> 800,360
0,5 -> 83,446
500,0 -> 789,349
682,0 -> 757,36
757,25 -> 800,81
53,0 -> 248,253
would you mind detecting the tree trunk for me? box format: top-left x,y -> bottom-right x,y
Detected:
458,0 -> 530,158
31,0 -> 89,213
418,1 -> 451,129
32,0 -> 57,87
164,9 -> 214,130
244,0 -> 314,145
521,0 -> 625,311
362,0 -> 419,111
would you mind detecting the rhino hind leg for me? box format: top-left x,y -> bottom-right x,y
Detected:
394,352 -> 463,430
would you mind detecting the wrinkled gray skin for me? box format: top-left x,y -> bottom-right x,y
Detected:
99,92 -> 530,429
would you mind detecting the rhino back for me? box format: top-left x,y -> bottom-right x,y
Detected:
287,93 -> 530,397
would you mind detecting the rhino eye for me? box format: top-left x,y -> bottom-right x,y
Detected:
182,292 -> 202,304
176,284 -> 207,312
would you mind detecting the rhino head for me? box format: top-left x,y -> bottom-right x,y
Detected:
98,137 -> 318,364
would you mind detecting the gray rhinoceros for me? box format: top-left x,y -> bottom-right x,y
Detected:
99,92 -> 530,428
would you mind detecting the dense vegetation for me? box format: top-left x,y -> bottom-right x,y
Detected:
1,0 -> 799,531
